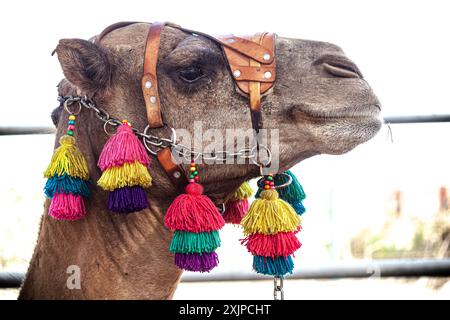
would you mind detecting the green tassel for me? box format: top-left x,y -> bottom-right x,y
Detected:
170,230 -> 221,254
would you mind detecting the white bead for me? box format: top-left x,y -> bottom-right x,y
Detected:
150,96 -> 156,104
144,81 -> 152,89
227,38 -> 235,44
233,70 -> 241,78
173,171 -> 181,178
263,53 -> 271,61
264,71 -> 272,79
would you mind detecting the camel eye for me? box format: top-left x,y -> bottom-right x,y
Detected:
178,66 -> 205,83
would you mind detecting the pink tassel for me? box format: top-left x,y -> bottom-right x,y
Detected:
49,193 -> 86,221
98,124 -> 150,171
222,199 -> 249,224
165,183 -> 225,233
241,227 -> 302,258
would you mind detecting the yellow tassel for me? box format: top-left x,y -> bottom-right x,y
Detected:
241,189 -> 301,235
97,161 -> 152,191
44,135 -> 89,180
228,181 -> 253,201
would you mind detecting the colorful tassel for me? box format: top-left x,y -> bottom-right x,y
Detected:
44,113 -> 90,221
241,174 -> 303,277
240,189 -> 300,235
253,256 -> 294,276
170,231 -> 220,254
174,252 -> 219,273
97,120 -> 151,214
255,170 -> 307,215
165,158 -> 225,272
241,227 -> 302,258
48,193 -> 86,221
223,181 -> 253,224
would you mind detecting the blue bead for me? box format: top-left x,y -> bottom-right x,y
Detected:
68,120 -> 75,125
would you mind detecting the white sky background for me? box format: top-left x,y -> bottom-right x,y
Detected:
0,0 -> 449,126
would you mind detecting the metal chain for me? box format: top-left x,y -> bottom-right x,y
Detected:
273,276 -> 284,300
59,95 -> 271,164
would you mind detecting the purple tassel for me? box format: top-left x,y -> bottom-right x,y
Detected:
175,252 -> 219,272
107,186 -> 148,214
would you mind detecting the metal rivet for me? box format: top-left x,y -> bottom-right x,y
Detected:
227,38 -> 235,44
233,70 -> 241,78
173,171 -> 181,178
264,71 -> 272,79
263,53 -> 271,61
150,96 -> 156,104
144,81 -> 152,89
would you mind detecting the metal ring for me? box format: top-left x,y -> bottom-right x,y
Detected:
142,124 -> 176,155
64,100 -> 82,116
250,144 -> 272,167
103,119 -> 119,136
256,172 -> 292,190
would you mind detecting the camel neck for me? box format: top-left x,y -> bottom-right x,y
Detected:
19,189 -> 182,299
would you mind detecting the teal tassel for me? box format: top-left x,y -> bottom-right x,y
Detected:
170,231 -> 221,254
44,173 -> 91,198
253,255 -> 294,276
291,201 -> 306,215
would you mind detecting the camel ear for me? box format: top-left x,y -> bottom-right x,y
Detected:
53,39 -> 113,95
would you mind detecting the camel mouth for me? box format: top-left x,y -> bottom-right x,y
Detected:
292,103 -> 382,122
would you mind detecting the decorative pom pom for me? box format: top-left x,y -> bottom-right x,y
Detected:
170,231 -> 221,254
44,135 -> 89,180
240,189 -> 301,235
44,173 -> 90,198
175,252 -> 219,272
107,186 -> 148,214
165,183 -> 225,233
97,161 -> 152,191
48,193 -> 86,220
98,125 -> 150,171
222,199 -> 249,224
253,255 -> 294,276
241,228 -> 302,258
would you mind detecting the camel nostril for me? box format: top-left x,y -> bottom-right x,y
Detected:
314,54 -> 363,79
323,62 -> 360,78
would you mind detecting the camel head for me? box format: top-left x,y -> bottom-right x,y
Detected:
53,23 -> 381,199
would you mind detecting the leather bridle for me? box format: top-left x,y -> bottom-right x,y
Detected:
95,21 -> 277,189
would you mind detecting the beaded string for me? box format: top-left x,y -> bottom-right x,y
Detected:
67,115 -> 76,136
189,156 -> 199,183
263,174 -> 275,190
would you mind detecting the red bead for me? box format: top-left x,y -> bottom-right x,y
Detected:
194,176 -> 199,181
68,125 -> 75,130
189,179 -> 195,183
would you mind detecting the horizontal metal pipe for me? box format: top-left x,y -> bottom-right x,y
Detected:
0,115 -> 450,136
0,126 -> 56,136
383,114 -> 450,124
2,259 -> 450,288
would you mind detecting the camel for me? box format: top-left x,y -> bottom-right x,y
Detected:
19,22 -> 381,299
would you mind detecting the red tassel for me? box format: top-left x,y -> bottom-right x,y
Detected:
222,199 -> 249,224
165,183 -> 225,233
241,227 -> 302,258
